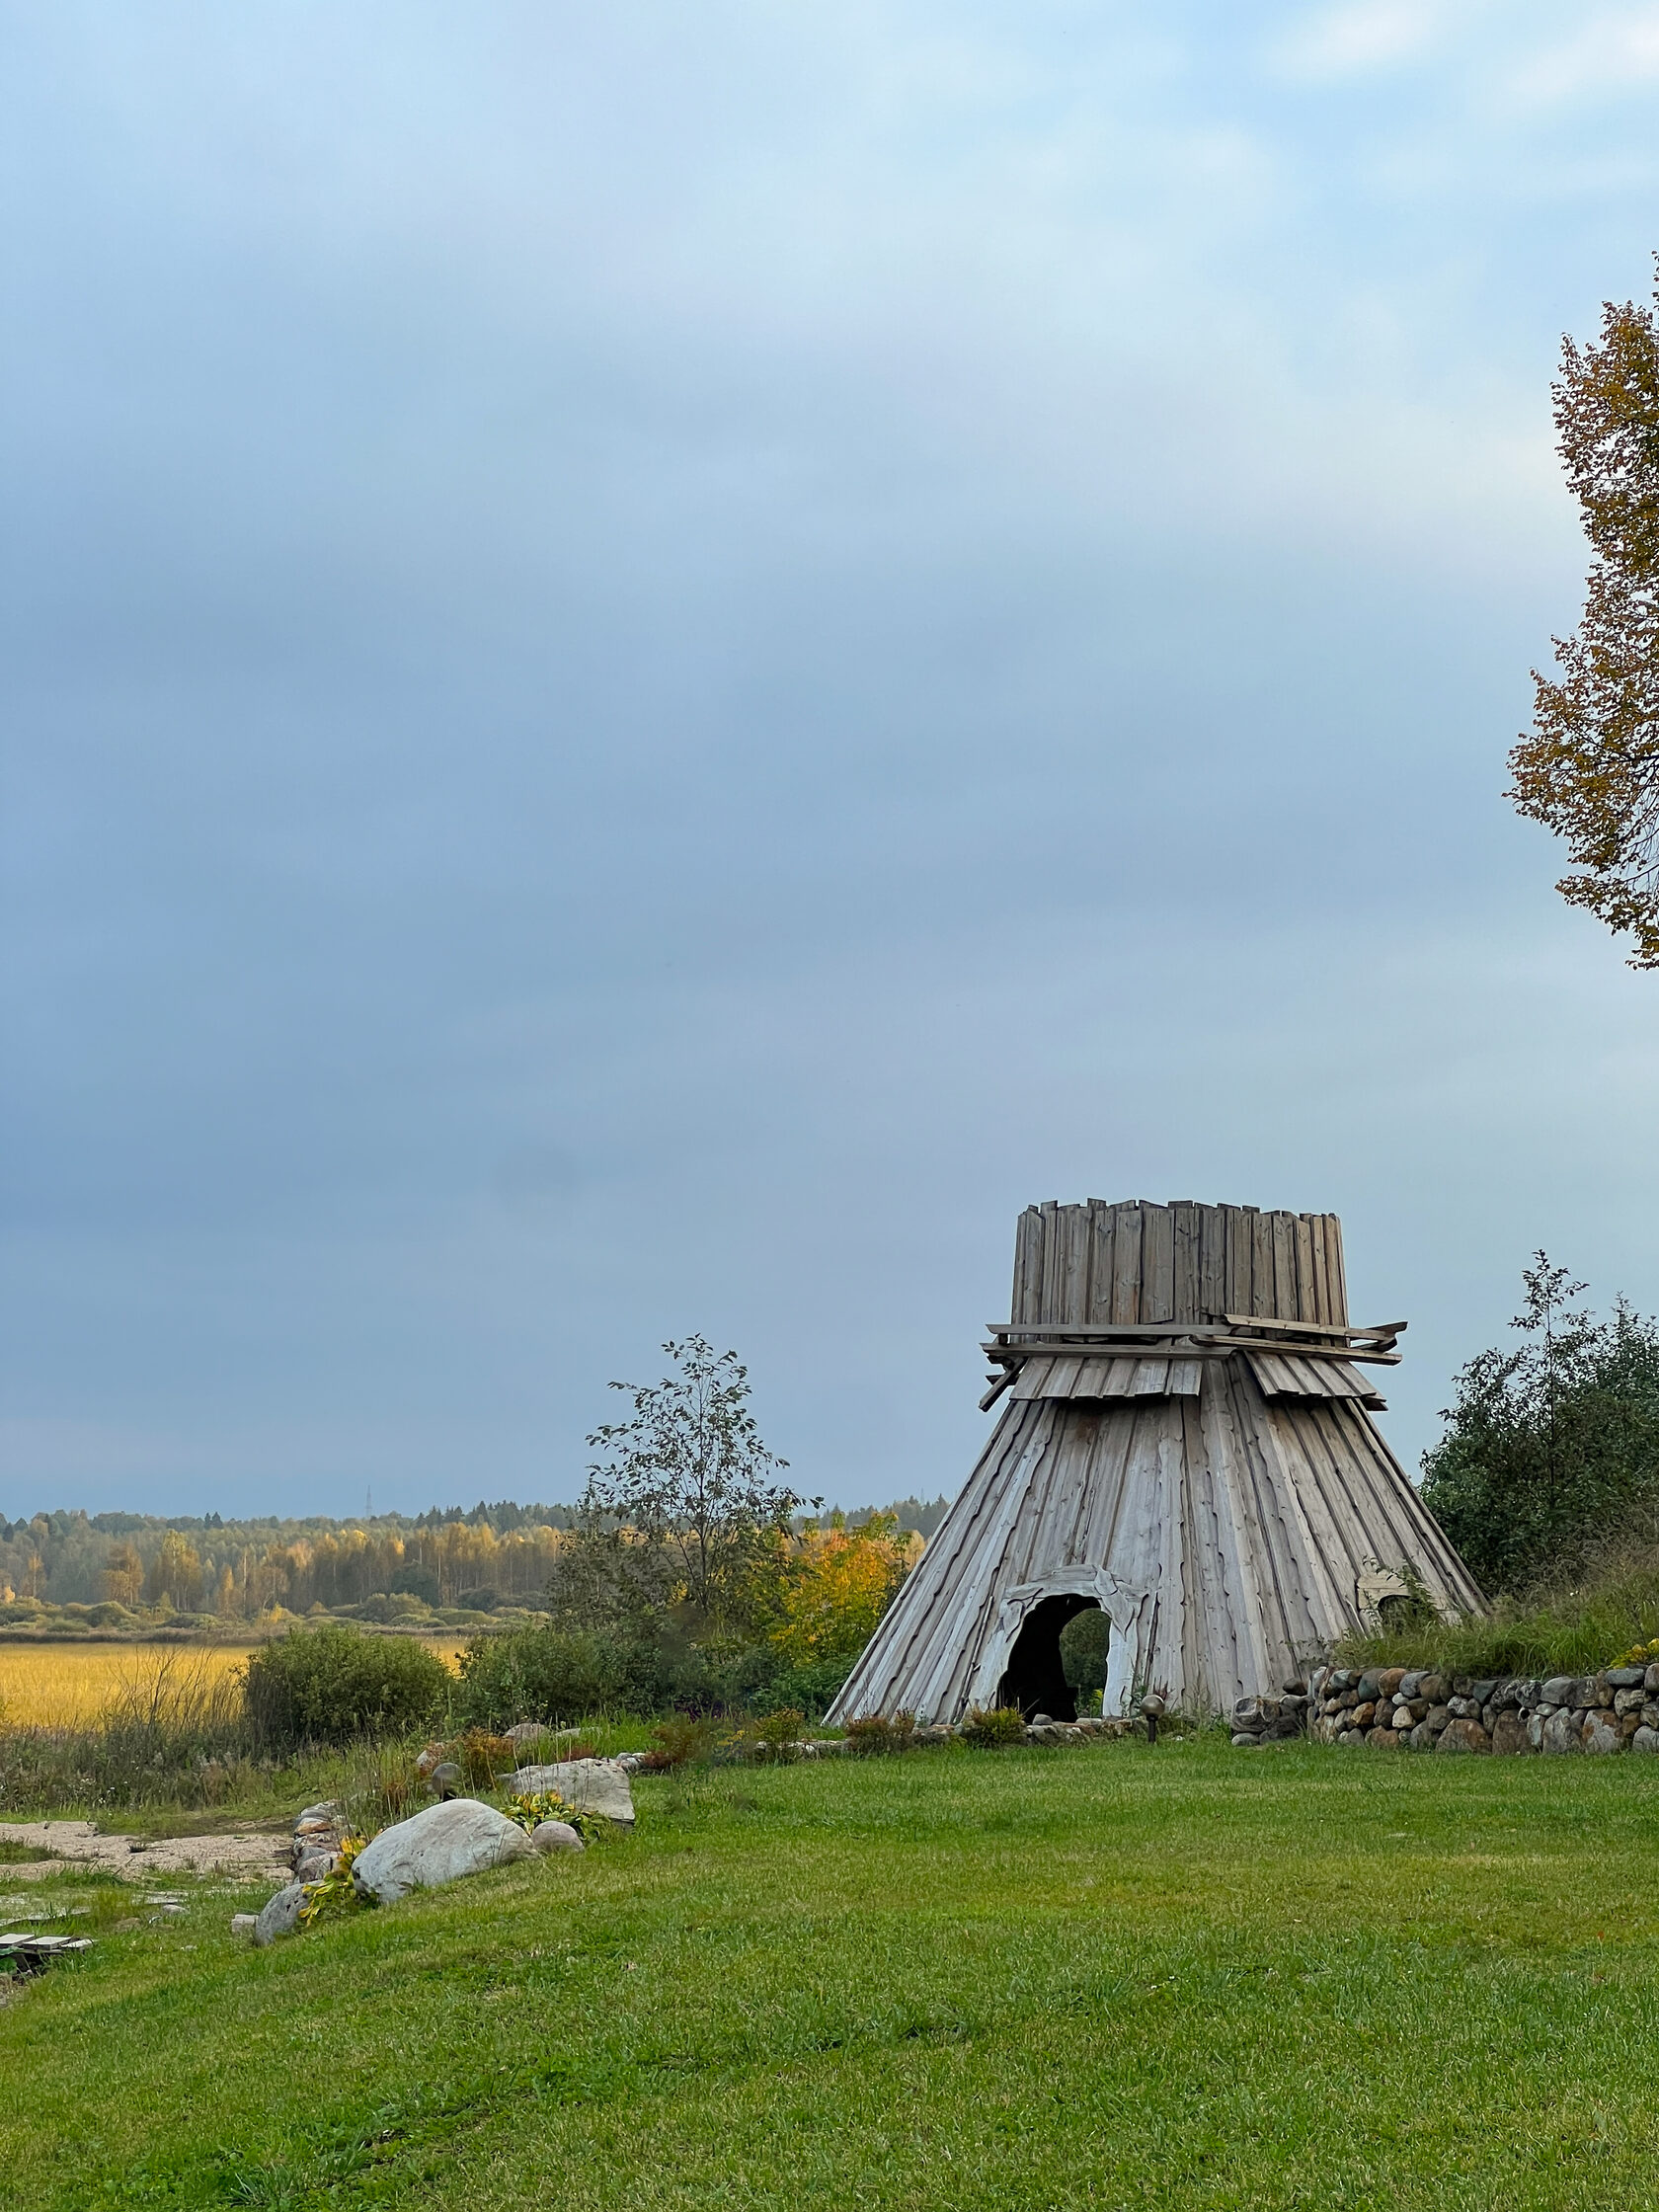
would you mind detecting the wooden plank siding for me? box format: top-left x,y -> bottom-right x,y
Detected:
830,1198 -> 1480,1727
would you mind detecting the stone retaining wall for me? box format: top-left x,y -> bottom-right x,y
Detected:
1286,1659 -> 1659,1754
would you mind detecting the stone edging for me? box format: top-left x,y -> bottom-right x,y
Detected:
1296,1660 -> 1659,1754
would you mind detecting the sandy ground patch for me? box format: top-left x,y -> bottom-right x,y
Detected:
0,1820 -> 286,1884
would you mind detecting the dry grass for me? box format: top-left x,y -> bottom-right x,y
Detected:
0,1640 -> 466,1726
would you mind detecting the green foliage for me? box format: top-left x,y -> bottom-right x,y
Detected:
458,1729 -> 516,1786
552,1335 -> 810,1640
764,1654 -> 855,1719
1058,1606 -> 1108,1692
453,1624 -> 623,1729
241,1624 -> 450,1751
1335,1523 -> 1659,1680
296,1832 -> 375,1929
501,1788 -> 601,1841
641,1714 -> 717,1770
959,1705 -> 1026,1749
1510,261 -> 1659,966
843,1710 -> 915,1757
1420,1255 -> 1659,1591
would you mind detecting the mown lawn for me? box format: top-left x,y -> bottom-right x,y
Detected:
4,1736 -> 1658,2210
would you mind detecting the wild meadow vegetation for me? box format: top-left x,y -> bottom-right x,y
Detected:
1334,1257 -> 1659,1679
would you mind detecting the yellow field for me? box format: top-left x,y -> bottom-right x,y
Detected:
0,1639 -> 466,1726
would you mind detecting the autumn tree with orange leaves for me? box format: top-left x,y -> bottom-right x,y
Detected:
1511,261 -> 1659,965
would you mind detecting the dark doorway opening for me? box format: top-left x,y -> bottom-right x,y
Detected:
996,1594 -> 1104,1721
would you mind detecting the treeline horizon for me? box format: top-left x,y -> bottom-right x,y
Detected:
0,1493 -> 952,1615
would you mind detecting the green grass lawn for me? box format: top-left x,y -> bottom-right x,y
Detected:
4,1736 -> 1658,2210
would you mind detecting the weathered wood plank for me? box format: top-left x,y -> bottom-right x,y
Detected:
1060,1203 -> 1093,1327
1111,1202 -> 1143,1323
1038,1201 -> 1066,1323
1142,1204 -> 1174,1322
1224,1205 -> 1254,1315
1327,1215 -> 1349,1325
1172,1202 -> 1202,1323
1250,1209 -> 1275,1319
1011,1208 -> 1043,1327
1270,1212 -> 1298,1319
1087,1202 -> 1117,1324
1199,1205 -> 1228,1321
1293,1214 -> 1316,1324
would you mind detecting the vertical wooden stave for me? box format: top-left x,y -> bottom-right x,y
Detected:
1111,1203 -> 1143,1323
1171,1202 -> 1201,1324
1142,1203 -> 1175,1322
1293,1215 -> 1317,1323
1087,1202 -> 1117,1324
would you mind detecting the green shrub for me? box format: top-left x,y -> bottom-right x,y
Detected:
765,1655 -> 855,1718
640,1714 -> 717,1770
959,1705 -> 1026,1749
1420,1258 -> 1659,1590
844,1710 -> 915,1756
243,1624 -> 450,1751
458,1728 -> 516,1786
453,1625 -> 623,1729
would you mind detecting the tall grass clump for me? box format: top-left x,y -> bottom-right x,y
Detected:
1337,1512 -> 1659,1680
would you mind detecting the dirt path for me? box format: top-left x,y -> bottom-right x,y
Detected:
0,1821 -> 286,1885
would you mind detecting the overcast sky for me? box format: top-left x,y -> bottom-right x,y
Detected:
6,1 -> 1659,1522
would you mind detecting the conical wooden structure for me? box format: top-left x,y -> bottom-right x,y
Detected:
829,1199 -> 1483,1724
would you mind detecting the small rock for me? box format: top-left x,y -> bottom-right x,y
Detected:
428,1762 -> 463,1797
253,1882 -> 308,1947
1425,1704 -> 1452,1733
1416,1674 -> 1448,1704
1645,1663 -> 1659,1697
1581,1709 -> 1622,1755
1446,1696 -> 1481,1719
353,1799 -> 534,1905
230,1913 -> 260,1936
530,1821 -> 585,1854
1230,1731 -> 1262,1748
293,1850 -> 339,1884
1607,1667 -> 1646,1690
1281,1677 -> 1306,1697
1541,1708 -> 1582,1755
1540,1677 -> 1577,1708
1630,1725 -> 1659,1755
1614,1687 -> 1646,1716
1436,1718 -> 1491,1755
1490,1713 -> 1532,1756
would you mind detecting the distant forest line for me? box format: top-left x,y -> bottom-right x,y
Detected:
0,1494 -> 952,1627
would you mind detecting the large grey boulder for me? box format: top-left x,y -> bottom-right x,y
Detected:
253,1881 -> 308,1947
352,1799 -> 533,1905
511,1758 -> 635,1827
